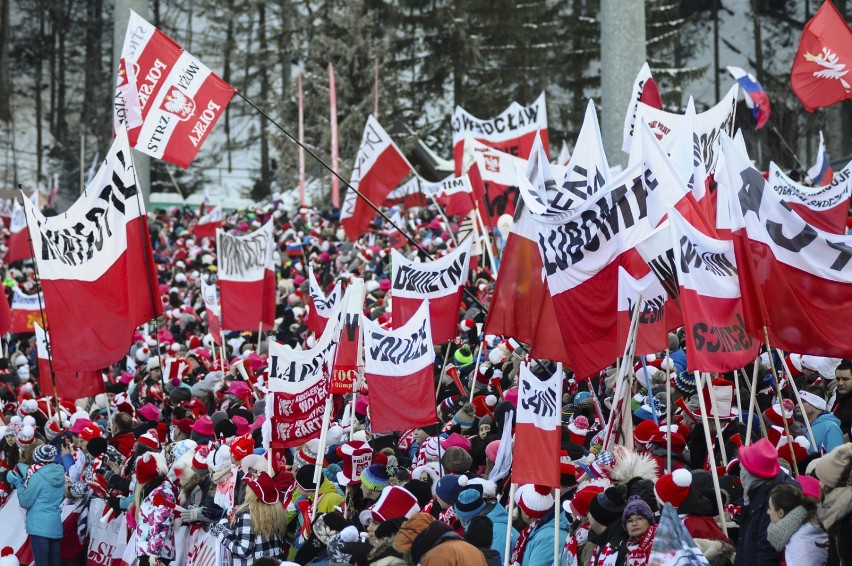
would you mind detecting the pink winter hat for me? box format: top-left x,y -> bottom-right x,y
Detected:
441,433 -> 471,452
485,440 -> 501,463
503,387 -> 519,407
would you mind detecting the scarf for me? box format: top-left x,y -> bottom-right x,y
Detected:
625,524 -> 657,566
509,522 -> 533,566
767,505 -> 808,551
818,485 -> 852,531
25,462 -> 46,486
740,468 -> 766,506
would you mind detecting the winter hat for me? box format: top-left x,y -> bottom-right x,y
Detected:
673,371 -> 697,396
137,429 -> 161,451
440,446 -> 473,474
0,547 -> 19,566
813,443 -> 852,489
799,390 -> 828,412
764,399 -> 795,427
190,416 -> 214,437
654,469 -> 692,508
435,474 -> 466,505
622,495 -> 655,528
403,479 -> 434,508
569,485 -> 604,518
214,418 -> 237,439
294,439 -> 321,469
336,441 -> 373,486
516,484 -> 555,519
453,403 -> 476,431
136,452 -> 167,485
242,471 -> 279,504
207,444 -> 232,474
360,464 -> 391,493
485,440 -> 501,463
440,432 -> 472,452
229,434 -> 255,463
588,486 -> 627,526
192,446 -> 211,470
454,486 -> 486,521
465,516 -> 494,548
738,438 -> 780,480
361,485 -> 420,525
567,415 -> 590,444
15,425 -> 35,448
454,345 -> 473,366
33,444 -> 57,464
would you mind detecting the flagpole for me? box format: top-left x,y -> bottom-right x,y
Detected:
740,363 -> 768,442
436,342 -> 452,402
503,483 -> 516,566
553,487 -> 560,566
665,348 -> 672,473
311,394 -> 334,519
693,370 -> 729,539
474,206 -> 498,275
469,340 -> 485,404
602,295 -> 642,451
774,348 -> 818,450
257,322 -> 263,352
705,374 -> 729,467
762,327 -> 798,476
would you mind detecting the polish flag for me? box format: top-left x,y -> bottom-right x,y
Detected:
331,279 -> 364,395
216,220 -> 276,332
9,288 -> 43,334
23,129 -> 163,372
767,159 -> 851,234
622,62 -> 663,153
384,177 -> 427,209
340,116 -> 413,241
193,206 -> 224,239
424,174 -> 477,218
115,10 -> 235,168
363,301 -> 437,433
307,263 -> 342,335
720,133 -> 852,358
4,191 -> 38,264
33,322 -> 103,399
390,238 -> 472,344
513,361 -> 563,488
616,267 -> 672,356
200,279 -> 222,345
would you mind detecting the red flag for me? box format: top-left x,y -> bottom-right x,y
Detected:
332,280 -> 364,395
669,206 -> 760,372
115,11 -> 235,168
216,221 -> 276,331
307,264 -> 342,335
340,116 -> 412,241
34,322 -> 103,399
390,238 -> 473,344
200,280 -> 222,345
384,177 -> 427,209
767,160 -> 852,234
791,0 -> 852,111
363,301 -> 437,433
452,93 -> 548,176
9,288 -> 43,334
193,206 -> 224,239
5,197 -> 34,264
720,133 -> 852,358
513,362 -> 563,488
616,267 -> 672,356
425,174 -> 476,218
23,129 -> 163,372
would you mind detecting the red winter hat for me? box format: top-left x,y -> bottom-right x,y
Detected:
633,419 -> 658,446
230,434 -> 255,463
79,423 -> 102,442
137,429 -> 160,451
192,446 -> 211,470
136,452 -> 166,485
764,399 -> 794,427
336,441 -> 373,487
242,471 -> 280,504
362,485 -> 420,525
738,438 -> 781,479
654,469 -> 692,508
516,484 -> 554,519
569,485 -> 604,518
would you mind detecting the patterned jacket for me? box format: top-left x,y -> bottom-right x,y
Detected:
136,479 -> 177,559
220,510 -> 285,566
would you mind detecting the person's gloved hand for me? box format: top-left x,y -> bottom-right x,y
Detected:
180,507 -> 203,522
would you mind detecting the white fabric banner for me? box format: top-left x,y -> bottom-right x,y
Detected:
363,300 -> 434,376
390,238 -> 473,299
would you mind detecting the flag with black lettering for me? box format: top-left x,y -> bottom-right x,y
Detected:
514,361 -> 563,488
10,288 -> 43,334
115,10 -> 235,168
617,267 -> 674,356
340,116 -> 413,241
560,100 -> 610,207
669,206 -> 759,372
22,129 -> 162,372
622,62 -> 663,153
363,301 -> 436,433
216,221 -> 276,332
720,133 -> 852,358
426,174 -> 477,217
331,279 -> 365,395
767,159 -> 852,234
265,302 -> 340,460
33,322 -> 103,399
390,238 -> 472,344
307,264 -> 342,335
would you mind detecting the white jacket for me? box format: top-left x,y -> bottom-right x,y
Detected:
785,522 -> 828,566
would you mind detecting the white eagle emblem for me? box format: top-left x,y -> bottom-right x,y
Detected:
805,47 -> 851,91
160,87 -> 195,120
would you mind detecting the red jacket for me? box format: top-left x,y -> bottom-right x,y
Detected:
109,431 -> 136,458
683,515 -> 729,543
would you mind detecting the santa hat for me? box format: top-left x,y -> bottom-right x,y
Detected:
654,469 -> 692,508
777,436 -> 810,466
459,319 -> 475,332
137,429 -> 160,451
136,452 -> 167,485
764,399 -> 794,427
471,395 -> 498,419
192,446 -> 211,470
360,485 -> 420,525
567,416 -> 590,445
515,484 -> 555,519
15,425 -> 34,448
0,547 -> 19,566
632,419 -> 658,446
336,441 -> 373,487
568,484 -> 605,518
242,471 -> 279,504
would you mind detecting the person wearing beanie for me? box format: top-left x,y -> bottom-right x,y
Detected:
452,403 -> 477,433
134,452 -> 177,564
510,484 -> 568,566
434,474 -> 466,509
7,444 -> 65,566
735,438 -> 799,566
393,512 -> 487,565
621,496 -> 657,566
210,472 -> 286,566
586,484 -> 629,566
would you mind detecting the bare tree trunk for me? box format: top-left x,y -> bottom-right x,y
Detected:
0,0 -> 10,122
82,0 -> 103,136
257,1 -> 271,190
35,4 -> 45,180
223,4 -> 235,172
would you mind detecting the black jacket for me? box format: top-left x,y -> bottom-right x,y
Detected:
734,472 -> 798,566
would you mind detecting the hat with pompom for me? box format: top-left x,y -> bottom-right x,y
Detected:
15,425 -> 35,449
360,464 -> 391,493
516,484 -> 555,519
435,474 -> 467,505
0,547 -> 19,566
654,469 -> 692,508
136,452 -> 167,485
764,399 -> 794,427
567,416 -> 590,444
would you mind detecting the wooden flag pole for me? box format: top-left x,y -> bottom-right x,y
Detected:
694,371 -> 729,539
774,348 -> 818,450
553,487 -> 560,566
503,483 -> 516,566
732,369 -> 744,424
705,374 -> 729,466
665,348 -> 672,473
762,328 -> 798,476
602,295 -> 642,451
257,322 -> 263,352
311,395 -> 335,518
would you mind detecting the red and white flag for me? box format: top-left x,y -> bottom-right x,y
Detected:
115,10 -> 235,168
513,361 -> 563,488
9,288 -> 43,334
720,133 -> 852,358
616,267 -> 672,356
216,221 -> 276,331
340,116 -> 413,241
668,206 -> 759,372
332,279 -> 364,395
199,279 -> 222,345
452,93 -> 548,175
33,322 -> 103,399
23,129 -> 162,372
390,238 -> 472,344
0,289 -> 10,336
4,191 -> 38,264
384,177 -> 427,209
767,159 -> 852,234
193,206 -> 224,239
307,264 -> 342,335
424,174 -> 476,217
363,301 -> 436,433
558,100 -> 610,209
622,62 -> 663,153
664,98 -> 710,203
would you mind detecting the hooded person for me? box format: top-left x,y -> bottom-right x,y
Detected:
134,452 -> 178,564
7,444 -> 65,566
393,512 -> 487,566
510,484 -> 569,566
735,438 -> 799,566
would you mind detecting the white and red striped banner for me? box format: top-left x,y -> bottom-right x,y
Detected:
331,279 -> 364,395
216,221 -> 276,331
34,321 -> 103,399
767,160 -> 852,234
115,11 -> 234,168
9,288 -> 43,333
514,361 -> 563,488
616,267 -> 672,356
4,194 -> 35,264
307,264 -> 342,335
193,207 -> 224,239
390,238 -> 472,344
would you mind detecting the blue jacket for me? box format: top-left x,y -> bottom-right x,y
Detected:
521,508 -> 569,566
483,502 -> 519,564
9,463 -> 66,539
809,412 -> 844,455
